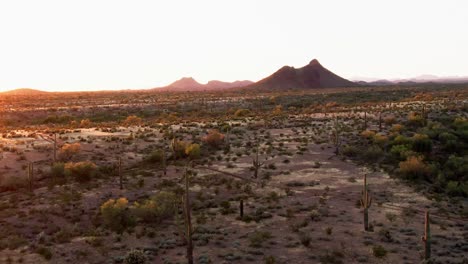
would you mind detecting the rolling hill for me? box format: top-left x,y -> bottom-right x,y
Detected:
245,59 -> 356,90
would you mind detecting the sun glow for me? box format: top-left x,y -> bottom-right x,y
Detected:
0,0 -> 467,92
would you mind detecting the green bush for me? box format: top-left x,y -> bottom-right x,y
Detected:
170,139 -> 188,159
443,155 -> 468,182
185,143 -> 201,159
124,249 -> 146,264
36,246 -> 53,260
399,156 -> 432,180
145,149 -> 164,163
372,245 -> 387,258
100,197 -> 135,233
249,231 -> 272,248
50,162 -> 65,178
133,192 -> 178,223
411,134 -> 432,153
389,144 -> 414,161
65,161 -> 98,183
362,145 -> 384,162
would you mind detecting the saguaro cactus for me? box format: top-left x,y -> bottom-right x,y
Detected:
53,133 -> 57,162
252,145 -> 265,179
27,162 -> 34,192
171,138 -> 178,159
118,157 -> 123,190
378,112 -> 383,131
421,211 -> 431,260
332,116 -> 341,155
162,148 -> 167,176
363,111 -> 368,130
360,174 -> 372,231
182,165 -> 194,264
239,199 -> 244,218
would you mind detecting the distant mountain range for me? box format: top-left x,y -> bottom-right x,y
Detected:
244,59 -> 356,90
354,75 -> 468,86
0,88 -> 49,95
153,59 -> 356,92
2,59 -> 467,94
154,77 -> 253,91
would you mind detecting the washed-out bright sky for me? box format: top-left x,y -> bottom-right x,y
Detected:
0,0 -> 467,91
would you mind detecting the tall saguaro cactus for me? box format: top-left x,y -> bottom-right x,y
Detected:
27,162 -> 34,192
162,148 -> 167,176
363,111 -> 368,130
332,116 -> 341,155
252,145 -> 265,179
421,211 -> 431,260
360,174 -> 372,231
239,199 -> 244,218
118,157 -> 123,190
378,112 -> 383,131
53,133 -> 57,162
182,165 -> 194,264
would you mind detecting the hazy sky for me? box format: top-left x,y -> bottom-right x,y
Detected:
0,0 -> 467,91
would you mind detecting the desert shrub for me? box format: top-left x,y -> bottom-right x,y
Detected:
50,162 -> 65,178
342,145 -> 358,157
185,143 -> 201,159
399,156 -> 431,180
389,144 -> 414,161
203,129 -> 225,148
58,143 -> 81,161
319,250 -> 344,264
383,115 -> 396,125
391,124 -> 404,133
443,155 -> 468,182
264,256 -> 276,264
373,133 -> 388,146
372,245 -> 387,258
234,108 -> 251,117
393,135 -> 410,145
446,181 -> 468,197
361,130 -> 375,139
124,249 -> 146,264
100,197 -> 135,233
299,232 -> 311,246
124,115 -> 142,126
170,139 -> 188,159
407,112 -> 425,127
438,132 -> 457,143
145,149 -> 164,163
411,134 -> 432,153
65,161 -> 98,182
0,176 -> 27,191
80,119 -> 92,128
362,145 -> 384,162
249,231 -> 272,248
36,246 -> 53,260
133,191 -> 178,223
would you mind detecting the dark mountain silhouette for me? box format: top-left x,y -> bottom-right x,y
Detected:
155,77 -> 253,91
1,88 -> 48,95
246,59 -> 356,90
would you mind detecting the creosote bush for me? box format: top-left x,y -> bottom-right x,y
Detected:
185,143 -> 201,159
64,161 -> 98,182
100,197 -> 135,233
124,249 -> 146,264
133,191 -> 179,223
58,143 -> 81,161
203,129 -> 225,148
399,156 -> 431,180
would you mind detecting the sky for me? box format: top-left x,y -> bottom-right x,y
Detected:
0,0 -> 467,92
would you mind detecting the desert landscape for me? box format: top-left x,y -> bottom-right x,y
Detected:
1,1 -> 467,264
0,78 -> 467,264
